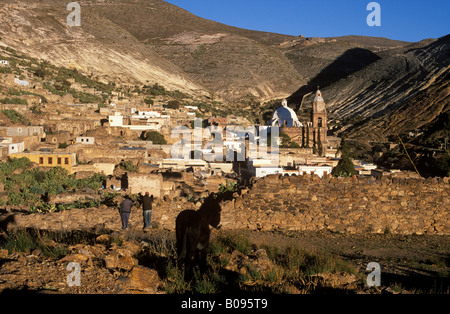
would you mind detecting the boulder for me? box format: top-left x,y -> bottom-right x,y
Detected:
128,265 -> 162,294
104,248 -> 138,271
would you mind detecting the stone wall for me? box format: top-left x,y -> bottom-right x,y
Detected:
219,174 -> 449,235
7,174 -> 450,235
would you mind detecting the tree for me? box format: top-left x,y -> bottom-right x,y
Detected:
305,124 -> 310,148
332,138 -> 356,177
143,130 -> 167,144
317,128 -> 323,156
167,100 -> 181,110
144,97 -> 154,105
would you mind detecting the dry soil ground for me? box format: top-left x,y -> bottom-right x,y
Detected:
0,228 -> 448,294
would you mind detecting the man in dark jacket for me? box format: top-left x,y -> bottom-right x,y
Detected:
120,195 -> 134,230
142,192 -> 153,230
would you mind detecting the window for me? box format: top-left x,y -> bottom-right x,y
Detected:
57,157 -> 62,165
48,157 -> 53,165
64,157 -> 69,165
39,157 -> 44,165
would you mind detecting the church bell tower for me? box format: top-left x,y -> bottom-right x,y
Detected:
311,88 -> 328,154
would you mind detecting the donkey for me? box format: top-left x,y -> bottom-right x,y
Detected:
175,193 -> 222,281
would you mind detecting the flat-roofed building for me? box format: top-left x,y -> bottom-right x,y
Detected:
10,152 -> 77,174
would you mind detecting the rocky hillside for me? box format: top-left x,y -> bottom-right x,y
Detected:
316,35 -> 450,141
0,0 -> 207,98
0,0 -> 412,104
0,0 -> 446,140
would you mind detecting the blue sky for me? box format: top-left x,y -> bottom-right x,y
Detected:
164,0 -> 450,42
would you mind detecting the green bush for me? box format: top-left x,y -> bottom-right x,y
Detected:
0,159 -> 106,207
332,138 -> 356,177
218,180 -> 237,195
144,97 -> 154,105
0,230 -> 69,258
1,109 -> 30,124
143,130 -> 167,144
119,161 -> 139,172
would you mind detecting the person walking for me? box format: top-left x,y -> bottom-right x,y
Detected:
142,192 -> 153,230
120,195 -> 133,230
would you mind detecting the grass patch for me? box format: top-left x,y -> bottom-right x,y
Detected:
0,229 -> 70,258
1,109 -> 30,124
157,230 -> 359,294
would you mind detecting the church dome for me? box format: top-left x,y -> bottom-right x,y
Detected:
271,99 -> 302,127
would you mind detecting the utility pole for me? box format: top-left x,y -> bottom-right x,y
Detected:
396,133 -> 421,176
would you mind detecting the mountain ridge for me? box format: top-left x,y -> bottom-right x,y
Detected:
0,0 -> 447,144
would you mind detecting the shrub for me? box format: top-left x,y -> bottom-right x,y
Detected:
218,180 -> 237,195
119,160 -> 139,172
144,97 -> 154,105
0,159 -> 106,207
332,138 -> 356,177
212,231 -> 252,255
143,130 -> 167,144
167,100 -> 181,110
1,109 -> 30,124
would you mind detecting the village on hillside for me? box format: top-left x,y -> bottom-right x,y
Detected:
0,52 -> 423,210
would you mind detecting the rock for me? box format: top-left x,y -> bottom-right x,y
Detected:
104,248 -> 138,271
60,253 -> 89,264
31,249 -> 42,257
0,249 -> 8,259
128,265 -> 162,293
95,234 -> 110,244
311,272 -> 359,289
121,240 -> 141,256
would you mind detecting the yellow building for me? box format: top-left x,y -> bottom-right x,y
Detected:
10,152 -> 77,174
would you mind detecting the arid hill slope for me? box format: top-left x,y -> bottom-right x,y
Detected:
0,0 -> 413,103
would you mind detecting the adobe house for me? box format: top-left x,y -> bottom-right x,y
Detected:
75,136 -> 95,145
10,152 -> 77,174
46,131 -> 72,145
0,126 -> 44,137
0,146 -> 8,160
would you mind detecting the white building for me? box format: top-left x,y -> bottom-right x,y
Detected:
108,113 -> 123,127
76,137 -> 95,145
249,159 -> 283,178
135,110 -> 161,118
354,161 -> 377,175
298,164 -> 333,178
271,99 -> 303,127
0,138 -> 25,156
14,78 -> 29,87
8,142 -> 25,155
0,60 -> 9,66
